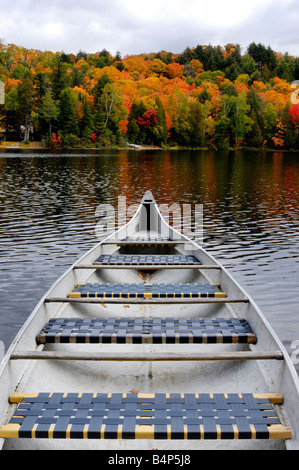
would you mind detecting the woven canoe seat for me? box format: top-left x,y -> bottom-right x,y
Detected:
95,254 -> 201,266
36,317 -> 256,344
0,392 -> 290,440
120,236 -> 176,241
68,282 -> 226,299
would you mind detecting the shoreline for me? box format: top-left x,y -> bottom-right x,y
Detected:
0,142 -> 298,153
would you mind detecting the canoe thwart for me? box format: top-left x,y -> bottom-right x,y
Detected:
68,282 -> 227,299
74,253 -> 215,270
10,351 -> 284,361
36,317 -> 257,345
45,297 -> 248,304
0,392 -> 290,440
101,239 -> 187,245
74,264 -> 221,270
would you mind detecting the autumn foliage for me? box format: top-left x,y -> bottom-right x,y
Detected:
289,104 -> 299,126
1,41 -> 299,149
137,110 -> 158,130
50,133 -> 62,147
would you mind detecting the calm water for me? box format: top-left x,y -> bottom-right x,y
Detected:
0,149 -> 298,373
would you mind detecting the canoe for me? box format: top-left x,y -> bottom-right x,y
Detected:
0,190 -> 298,450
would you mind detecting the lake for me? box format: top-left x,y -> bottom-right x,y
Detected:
0,148 -> 298,373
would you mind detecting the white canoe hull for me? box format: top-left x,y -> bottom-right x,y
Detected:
0,191 -> 298,450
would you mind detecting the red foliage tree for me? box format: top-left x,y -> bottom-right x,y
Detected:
50,133 -> 62,147
137,109 -> 158,130
289,104 -> 299,126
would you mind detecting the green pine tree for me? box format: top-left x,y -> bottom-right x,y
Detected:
152,97 -> 168,145
80,96 -> 93,140
58,88 -> 79,136
39,90 -> 58,138
245,111 -> 263,148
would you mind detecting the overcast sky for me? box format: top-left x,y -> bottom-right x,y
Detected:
0,0 -> 298,57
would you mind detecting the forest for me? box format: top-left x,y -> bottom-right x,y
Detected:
0,41 -> 299,150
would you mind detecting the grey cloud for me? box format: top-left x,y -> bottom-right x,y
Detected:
224,0 -> 299,56
0,0 -> 298,56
